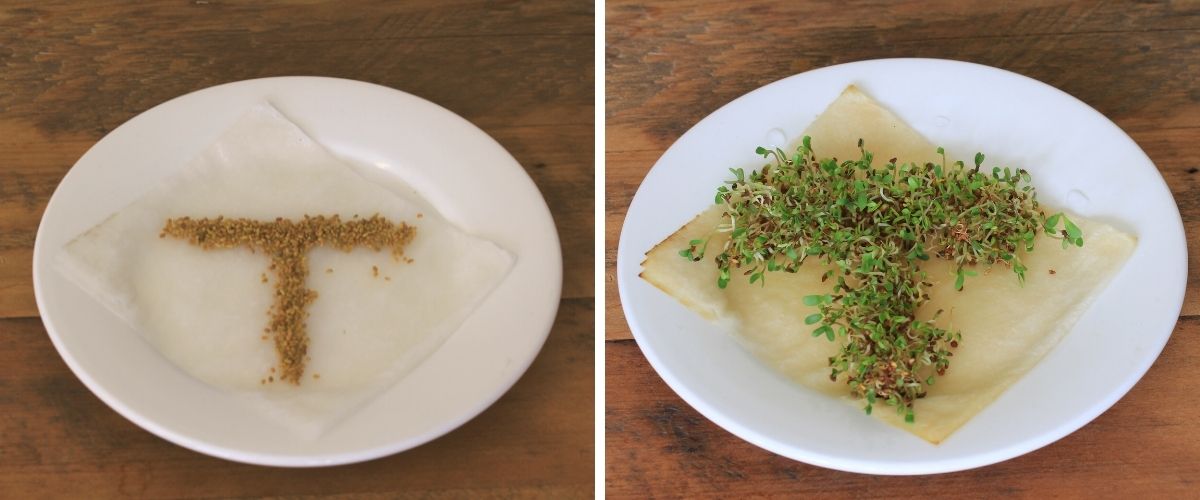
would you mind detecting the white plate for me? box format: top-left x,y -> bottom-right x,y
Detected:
34,77 -> 562,466
617,59 -> 1186,475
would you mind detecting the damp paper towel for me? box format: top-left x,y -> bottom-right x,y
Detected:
58,103 -> 514,438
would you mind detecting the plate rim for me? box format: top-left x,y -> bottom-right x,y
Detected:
616,57 -> 1187,475
32,75 -> 563,466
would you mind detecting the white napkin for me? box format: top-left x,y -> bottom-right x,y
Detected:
57,103 -> 513,438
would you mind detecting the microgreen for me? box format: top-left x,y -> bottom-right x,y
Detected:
686,137 -> 1081,420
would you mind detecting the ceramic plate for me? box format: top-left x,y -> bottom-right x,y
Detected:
617,58 -> 1185,474
34,77 -> 562,466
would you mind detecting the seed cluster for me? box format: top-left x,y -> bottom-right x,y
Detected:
161,214 -> 416,385
682,138 -> 1081,421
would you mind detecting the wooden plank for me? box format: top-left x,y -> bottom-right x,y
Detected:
0,298 -> 593,498
604,126 -> 1200,340
605,318 -> 1200,498
0,124 -> 592,319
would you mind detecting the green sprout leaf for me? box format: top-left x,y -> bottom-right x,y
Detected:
1044,213 -> 1062,234
717,267 -> 730,289
1064,216 -> 1083,244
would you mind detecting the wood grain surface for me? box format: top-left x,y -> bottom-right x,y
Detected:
605,0 -> 1199,496
0,1 -> 593,497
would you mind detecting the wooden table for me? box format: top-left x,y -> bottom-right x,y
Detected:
0,1 -> 593,497
606,1 -> 1199,496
